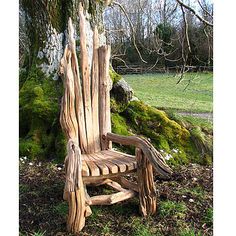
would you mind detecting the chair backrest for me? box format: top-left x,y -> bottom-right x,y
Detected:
60,13 -> 112,154
78,29 -> 112,154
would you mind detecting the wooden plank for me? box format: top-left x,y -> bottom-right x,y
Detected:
91,26 -> 101,152
99,151 -> 127,173
84,158 -> 100,177
98,46 -> 112,150
86,154 -> 109,176
79,3 -> 94,153
93,153 -> 118,174
81,159 -> 90,177
104,150 -> 137,170
82,170 -> 136,185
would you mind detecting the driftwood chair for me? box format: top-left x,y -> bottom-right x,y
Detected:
59,4 -> 172,234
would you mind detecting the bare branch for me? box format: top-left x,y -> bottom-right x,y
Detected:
197,0 -> 213,19
180,5 -> 191,53
176,0 -> 213,27
112,1 -> 148,63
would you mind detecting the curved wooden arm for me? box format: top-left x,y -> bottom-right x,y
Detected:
104,133 -> 173,178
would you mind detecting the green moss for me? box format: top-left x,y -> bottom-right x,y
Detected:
111,113 -> 135,154
19,66 -> 66,160
109,68 -> 122,84
111,113 -> 131,136
110,98 -> 128,113
119,100 -> 200,165
19,138 -> 43,158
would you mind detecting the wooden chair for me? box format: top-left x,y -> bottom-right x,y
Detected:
59,4 -> 172,234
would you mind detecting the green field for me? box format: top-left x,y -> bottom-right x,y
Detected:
124,72 -> 213,113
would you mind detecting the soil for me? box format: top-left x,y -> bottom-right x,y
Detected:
19,160 -> 213,236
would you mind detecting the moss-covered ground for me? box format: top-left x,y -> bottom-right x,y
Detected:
19,160 -> 213,236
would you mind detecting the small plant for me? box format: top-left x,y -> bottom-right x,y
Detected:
101,222 -> 112,235
131,218 -> 152,236
19,184 -> 30,194
178,228 -> 202,236
203,207 -> 213,227
159,200 -> 187,219
53,202 -> 68,217
30,231 -> 46,236
177,186 -> 206,200
90,206 -> 103,222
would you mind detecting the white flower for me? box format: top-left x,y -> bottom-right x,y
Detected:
189,199 -> 194,203
172,149 -> 178,153
38,162 -> 42,167
20,158 -> 23,162
160,149 -> 164,153
57,167 -> 62,171
29,162 -> 33,166
182,195 -> 187,198
22,161 -> 25,164
23,156 -> 27,160
164,154 -> 173,160
192,177 -> 197,182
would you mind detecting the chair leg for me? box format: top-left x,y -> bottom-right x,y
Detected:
66,180 -> 92,233
136,148 -> 157,216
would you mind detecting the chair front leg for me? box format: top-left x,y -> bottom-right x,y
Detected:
136,148 -> 157,216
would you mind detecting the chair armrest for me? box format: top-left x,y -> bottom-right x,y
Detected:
103,133 -> 172,178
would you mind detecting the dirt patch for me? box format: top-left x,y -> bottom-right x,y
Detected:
178,112 -> 213,120
19,160 -> 213,236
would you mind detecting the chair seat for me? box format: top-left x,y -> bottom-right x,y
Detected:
81,149 -> 137,177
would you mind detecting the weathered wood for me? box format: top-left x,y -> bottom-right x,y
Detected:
115,176 -> 139,193
59,16 -> 91,233
105,149 -> 137,170
90,190 -> 136,205
105,133 -> 172,178
98,151 -> 127,173
91,26 -> 101,152
106,180 -> 131,193
59,12 -> 173,234
136,148 -> 156,216
98,46 -> 112,150
79,3 -> 94,153
86,154 -> 110,175
83,170 -> 136,185
92,153 -> 119,174
68,17 -> 88,153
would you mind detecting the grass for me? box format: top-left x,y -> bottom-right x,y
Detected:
19,162 -> 213,236
131,218 -> 153,236
159,200 -> 187,219
124,72 -> 213,113
53,202 -> 68,217
203,207 -> 213,227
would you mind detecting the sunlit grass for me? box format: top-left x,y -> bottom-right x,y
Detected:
124,72 -> 213,113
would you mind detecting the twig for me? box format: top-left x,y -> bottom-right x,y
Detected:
176,0 -> 213,27
112,1 -> 148,63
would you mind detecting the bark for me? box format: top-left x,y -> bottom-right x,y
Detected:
20,0 -> 107,79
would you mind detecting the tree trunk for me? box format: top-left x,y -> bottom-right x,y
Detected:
20,0 -> 107,79
19,0 -> 109,161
